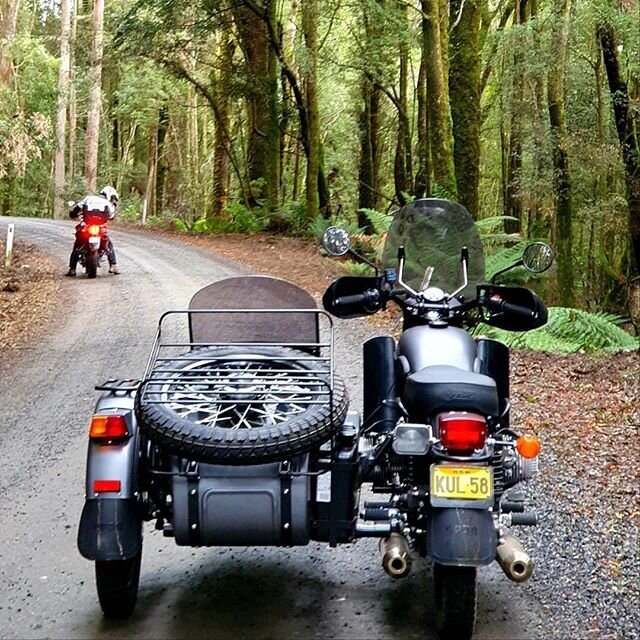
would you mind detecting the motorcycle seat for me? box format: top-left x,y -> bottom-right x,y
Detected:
403,364 -> 499,416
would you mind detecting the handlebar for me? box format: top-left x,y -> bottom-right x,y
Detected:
484,296 -> 536,319
334,289 -> 381,307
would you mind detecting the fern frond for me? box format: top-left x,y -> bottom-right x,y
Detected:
360,208 -> 393,235
475,216 -> 519,233
476,307 -> 639,354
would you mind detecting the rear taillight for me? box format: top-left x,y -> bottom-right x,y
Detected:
89,414 -> 129,443
438,412 -> 487,454
86,224 -> 101,236
93,480 -> 121,493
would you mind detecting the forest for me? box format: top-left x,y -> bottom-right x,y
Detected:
1,0 -> 639,340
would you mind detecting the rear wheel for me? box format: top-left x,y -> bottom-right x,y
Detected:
433,564 -> 477,639
95,551 -> 141,619
86,251 -> 98,279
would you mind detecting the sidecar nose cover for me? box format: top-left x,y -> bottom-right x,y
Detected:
403,365 -> 499,416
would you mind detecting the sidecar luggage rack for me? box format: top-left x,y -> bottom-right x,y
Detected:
138,309 -> 336,411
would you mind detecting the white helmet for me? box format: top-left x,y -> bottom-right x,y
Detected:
99,185 -> 119,205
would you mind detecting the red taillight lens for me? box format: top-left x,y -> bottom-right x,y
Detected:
93,480 -> 121,493
89,414 -> 129,443
86,224 -> 101,236
438,412 -> 487,454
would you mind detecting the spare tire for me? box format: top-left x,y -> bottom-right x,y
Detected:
136,345 -> 349,464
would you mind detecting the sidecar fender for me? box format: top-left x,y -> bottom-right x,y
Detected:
78,498 -> 142,561
427,508 -> 496,566
78,387 -> 141,561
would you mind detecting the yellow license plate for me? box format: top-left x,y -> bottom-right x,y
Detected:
430,466 -> 493,500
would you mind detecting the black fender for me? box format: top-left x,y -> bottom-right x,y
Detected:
77,499 -> 142,561
427,508 -> 496,566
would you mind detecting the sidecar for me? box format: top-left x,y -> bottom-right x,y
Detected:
77,275 -> 363,617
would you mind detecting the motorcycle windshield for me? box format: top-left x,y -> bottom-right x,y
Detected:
381,199 -> 485,299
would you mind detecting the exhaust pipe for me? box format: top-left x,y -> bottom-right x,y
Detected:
379,533 -> 412,578
496,532 -> 534,583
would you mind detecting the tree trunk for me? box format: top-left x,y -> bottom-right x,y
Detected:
84,0 -> 105,192
505,0 -> 528,232
155,106 -> 169,217
144,119 -> 158,221
0,0 -> 20,87
67,0 -> 78,183
548,0 -> 574,307
415,54 -> 431,199
449,0 -> 481,218
53,0 -> 71,220
422,0 -> 457,197
212,29 -> 234,218
598,23 -> 640,322
301,0 -> 320,220
357,76 -> 381,227
231,2 -> 280,210
394,1 -> 412,206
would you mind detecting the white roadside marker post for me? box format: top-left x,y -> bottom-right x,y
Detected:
4,223 -> 15,268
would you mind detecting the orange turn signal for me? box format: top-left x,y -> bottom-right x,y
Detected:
516,434 -> 541,459
89,414 -> 129,442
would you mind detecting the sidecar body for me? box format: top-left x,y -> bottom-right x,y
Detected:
78,275 -> 366,615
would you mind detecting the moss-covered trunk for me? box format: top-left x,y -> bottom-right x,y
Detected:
598,23 -> 640,324
449,0 -> 480,218
548,0 -> 574,307
422,0 -> 457,197
302,0 -> 320,220
232,2 -> 280,211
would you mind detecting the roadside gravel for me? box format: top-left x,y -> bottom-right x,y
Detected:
511,351 -> 639,640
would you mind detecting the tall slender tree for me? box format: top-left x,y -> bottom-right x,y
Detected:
449,0 -> 481,218
301,0 -> 320,219
422,0 -> 457,196
548,0 -> 574,306
53,0 -> 71,220
85,0 -> 105,192
0,0 -> 20,87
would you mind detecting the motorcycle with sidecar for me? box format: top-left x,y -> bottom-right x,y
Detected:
77,198 -> 553,638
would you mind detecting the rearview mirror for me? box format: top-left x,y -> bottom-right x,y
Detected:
522,242 -> 553,273
322,226 -> 351,256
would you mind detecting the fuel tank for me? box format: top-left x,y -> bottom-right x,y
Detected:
398,325 -> 477,373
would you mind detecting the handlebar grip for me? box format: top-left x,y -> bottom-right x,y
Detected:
334,289 -> 380,307
334,292 -> 370,306
485,297 -> 535,319
501,301 -> 536,318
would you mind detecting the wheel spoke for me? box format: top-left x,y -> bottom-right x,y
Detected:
159,357 -> 321,431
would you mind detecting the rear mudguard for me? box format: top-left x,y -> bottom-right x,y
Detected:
427,508 -> 496,566
77,385 -> 141,561
78,499 -> 142,561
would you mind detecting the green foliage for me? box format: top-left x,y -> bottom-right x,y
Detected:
343,260 -> 376,276
308,215 -> 361,240
190,204 -> 269,235
477,308 -> 639,354
431,183 -> 457,201
359,208 -> 393,234
274,200 -> 308,235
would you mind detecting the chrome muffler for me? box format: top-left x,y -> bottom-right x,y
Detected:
496,532 -> 534,583
379,533 -> 412,578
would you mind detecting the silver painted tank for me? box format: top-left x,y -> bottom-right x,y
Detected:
398,325 -> 477,372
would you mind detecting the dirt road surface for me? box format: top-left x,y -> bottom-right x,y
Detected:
0,218 -> 546,639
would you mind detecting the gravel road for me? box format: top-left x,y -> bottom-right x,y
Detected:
0,217 -> 616,640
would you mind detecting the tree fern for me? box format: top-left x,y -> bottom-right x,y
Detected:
476,307 -> 639,354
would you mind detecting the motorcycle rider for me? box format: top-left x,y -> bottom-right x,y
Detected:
66,186 -> 120,276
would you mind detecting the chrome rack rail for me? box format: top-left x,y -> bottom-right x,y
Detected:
138,309 -> 337,424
